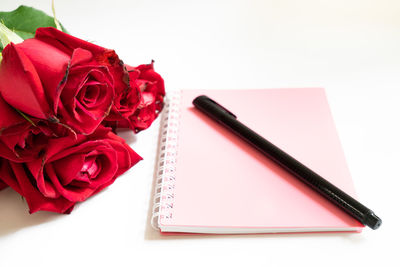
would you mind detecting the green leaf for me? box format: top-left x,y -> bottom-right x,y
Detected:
0,5 -> 68,51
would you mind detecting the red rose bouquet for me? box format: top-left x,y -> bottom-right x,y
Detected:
0,6 -> 165,213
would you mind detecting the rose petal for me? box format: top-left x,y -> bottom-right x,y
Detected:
69,48 -> 94,68
52,153 -> 86,186
35,168 -> 61,199
8,162 -> 74,213
35,27 -> 108,56
0,139 -> 27,162
105,132 -> 142,175
57,63 -> 114,134
0,43 -> 52,119
0,95 -> 26,129
17,38 -> 70,113
80,155 -> 100,179
45,134 -> 87,161
0,159 -> 22,194
46,163 -> 95,202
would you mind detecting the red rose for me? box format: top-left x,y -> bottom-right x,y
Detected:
0,127 -> 141,213
105,61 -> 165,132
34,27 -> 139,128
0,27 -> 128,135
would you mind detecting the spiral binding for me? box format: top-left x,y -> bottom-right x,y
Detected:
151,91 -> 181,230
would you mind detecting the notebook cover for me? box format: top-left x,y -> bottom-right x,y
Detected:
158,88 -> 363,233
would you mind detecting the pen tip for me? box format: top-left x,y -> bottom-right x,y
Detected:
365,213 -> 382,230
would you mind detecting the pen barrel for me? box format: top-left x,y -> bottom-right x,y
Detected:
223,117 -> 381,229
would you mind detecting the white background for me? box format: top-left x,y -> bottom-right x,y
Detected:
1,0 -> 399,266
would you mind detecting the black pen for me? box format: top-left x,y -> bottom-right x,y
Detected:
193,95 -> 382,230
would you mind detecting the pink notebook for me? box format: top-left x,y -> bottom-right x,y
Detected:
151,88 -> 364,234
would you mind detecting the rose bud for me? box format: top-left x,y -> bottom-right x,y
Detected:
0,27 -> 131,135
0,127 -> 141,213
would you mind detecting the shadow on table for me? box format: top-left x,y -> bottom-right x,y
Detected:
0,188 -> 60,237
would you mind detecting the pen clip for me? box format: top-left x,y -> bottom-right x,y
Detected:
206,97 -> 237,118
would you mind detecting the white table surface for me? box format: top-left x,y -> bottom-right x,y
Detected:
1,1 -> 399,266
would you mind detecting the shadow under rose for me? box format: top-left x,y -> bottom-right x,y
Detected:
0,188 -> 61,237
